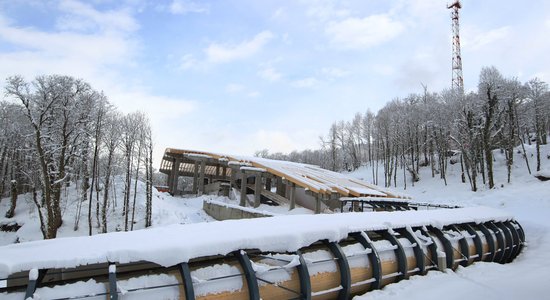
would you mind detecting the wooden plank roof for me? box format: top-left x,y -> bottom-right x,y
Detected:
160,148 -> 410,199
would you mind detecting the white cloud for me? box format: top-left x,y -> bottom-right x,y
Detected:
168,0 -> 209,15
271,7 -> 286,20
325,15 -> 404,50
180,54 -> 199,70
258,66 -> 282,82
462,26 -> 511,50
292,77 -> 319,88
321,67 -> 348,78
225,83 -> 245,93
224,83 -> 259,98
0,5 -> 196,166
56,0 -> 139,33
205,31 -> 274,64
305,1 -> 350,22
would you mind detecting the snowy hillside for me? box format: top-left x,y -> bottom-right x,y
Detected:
349,143 -> 550,299
0,176 -> 214,246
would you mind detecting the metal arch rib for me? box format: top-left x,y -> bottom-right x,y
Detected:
478,223 -> 496,262
350,231 -> 382,290
495,222 -> 514,263
419,227 -> 439,271
323,240 -> 351,300
462,223 -> 483,262
179,262 -> 195,300
430,227 -> 454,270
24,269 -> 48,300
234,250 -> 260,300
486,222 -> 505,264
380,230 -> 407,281
450,225 -> 470,267
397,228 -> 426,275
503,221 -> 520,262
296,250 -> 311,300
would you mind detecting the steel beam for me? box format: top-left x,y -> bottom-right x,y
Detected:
486,222 -> 505,263
351,231 -> 382,290
108,263 -> 118,300
296,250 -> 311,300
462,223 -> 483,262
477,223 -> 496,262
234,250 -> 260,300
24,269 -> 48,300
430,227 -> 454,270
495,222 -> 513,263
450,225 -> 469,267
398,228 -> 425,275
324,241 -> 351,300
380,230 -> 407,281
179,262 -> 195,300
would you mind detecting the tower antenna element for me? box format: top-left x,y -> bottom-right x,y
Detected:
448,1 -> 464,94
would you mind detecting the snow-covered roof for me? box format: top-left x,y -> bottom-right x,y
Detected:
161,148 -> 409,198
0,206 -> 514,277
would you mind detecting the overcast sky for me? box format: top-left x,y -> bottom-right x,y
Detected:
1,0 -> 549,164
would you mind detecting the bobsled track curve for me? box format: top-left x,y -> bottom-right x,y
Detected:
0,205 -> 525,300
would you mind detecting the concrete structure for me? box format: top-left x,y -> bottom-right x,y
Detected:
203,200 -> 273,221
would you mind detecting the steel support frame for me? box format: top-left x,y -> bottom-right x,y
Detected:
419,227 -> 439,271
380,230 -> 407,281
486,222 -> 505,263
323,240 -> 351,300
430,227 -> 454,270
450,225 -> 470,267
296,250 -> 312,300
503,221 -> 520,262
108,263 -> 118,300
234,250 -> 260,300
351,232 -> 382,290
397,228 -> 426,275
495,222 -> 513,263
461,223 -> 483,262
179,262 -> 195,300
477,223 -> 496,262
24,269 -> 48,299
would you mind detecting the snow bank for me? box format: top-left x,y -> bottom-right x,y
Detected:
0,206 -> 513,278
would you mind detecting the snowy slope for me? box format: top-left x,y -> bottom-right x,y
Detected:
0,176 -> 214,246
350,143 -> 550,300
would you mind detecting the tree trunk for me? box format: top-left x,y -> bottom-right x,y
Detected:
5,180 -> 17,218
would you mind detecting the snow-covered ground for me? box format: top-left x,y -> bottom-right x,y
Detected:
350,143 -> 550,299
0,176 -> 216,246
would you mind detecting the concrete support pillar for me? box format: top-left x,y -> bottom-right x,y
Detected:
192,161 -> 199,194
276,177 -> 286,197
222,166 -> 227,179
289,182 -> 296,210
198,160 -> 206,195
169,158 -> 181,195
216,165 -> 220,177
315,194 -> 321,214
230,166 -> 238,190
265,177 -> 271,191
254,173 -> 262,208
240,172 -> 248,207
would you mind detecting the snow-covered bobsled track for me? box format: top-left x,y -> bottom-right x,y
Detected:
0,207 -> 524,299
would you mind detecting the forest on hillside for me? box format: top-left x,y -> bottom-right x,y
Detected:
256,66 -> 550,191
0,75 -> 154,239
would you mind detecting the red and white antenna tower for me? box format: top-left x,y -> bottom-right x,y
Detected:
448,1 -> 464,94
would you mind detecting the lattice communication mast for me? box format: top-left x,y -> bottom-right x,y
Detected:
448,1 -> 464,94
